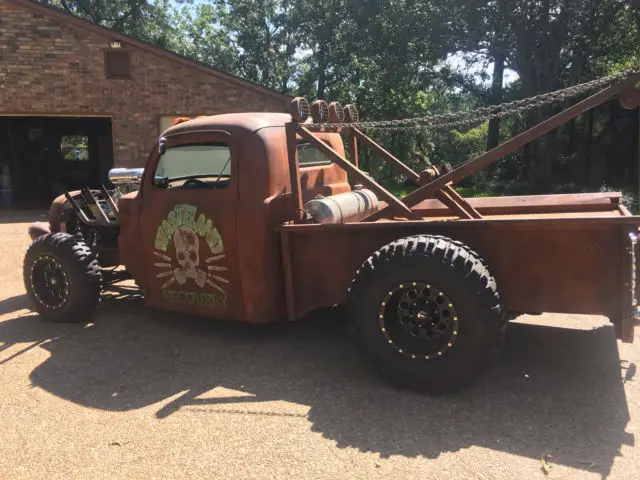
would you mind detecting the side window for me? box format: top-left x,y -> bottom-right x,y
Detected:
153,143 -> 231,189
297,142 -> 332,167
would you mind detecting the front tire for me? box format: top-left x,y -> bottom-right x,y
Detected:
346,235 -> 505,393
24,233 -> 102,322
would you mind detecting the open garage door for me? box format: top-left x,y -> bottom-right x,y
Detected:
0,116 -> 114,208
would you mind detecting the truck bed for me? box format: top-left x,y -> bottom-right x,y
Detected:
279,191 -> 639,342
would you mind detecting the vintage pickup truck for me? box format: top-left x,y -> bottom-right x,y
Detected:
23,74 -> 640,393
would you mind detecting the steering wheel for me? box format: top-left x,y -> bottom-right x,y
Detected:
183,178 -> 207,189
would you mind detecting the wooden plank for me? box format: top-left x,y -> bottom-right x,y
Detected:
619,204 -> 633,216
296,126 -> 420,219
366,73 -> 640,221
375,192 -> 622,216
391,201 -> 619,217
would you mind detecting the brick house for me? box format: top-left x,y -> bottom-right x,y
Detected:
0,0 -> 289,207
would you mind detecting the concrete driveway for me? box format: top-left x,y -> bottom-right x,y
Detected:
0,211 -> 638,479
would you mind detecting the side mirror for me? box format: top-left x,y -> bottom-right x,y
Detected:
158,136 -> 167,155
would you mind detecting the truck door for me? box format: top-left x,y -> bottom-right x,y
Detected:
138,130 -> 244,321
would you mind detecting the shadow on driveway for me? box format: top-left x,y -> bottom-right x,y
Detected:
0,209 -> 47,224
0,292 -> 634,477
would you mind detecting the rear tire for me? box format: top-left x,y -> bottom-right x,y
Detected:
346,235 -> 505,393
24,233 -> 102,322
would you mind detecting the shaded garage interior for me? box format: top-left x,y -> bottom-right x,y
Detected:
0,116 -> 114,208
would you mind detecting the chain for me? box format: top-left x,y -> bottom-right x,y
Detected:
304,67 -> 640,133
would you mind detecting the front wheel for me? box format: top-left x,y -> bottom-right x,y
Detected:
24,233 -> 102,322
346,235 -> 505,393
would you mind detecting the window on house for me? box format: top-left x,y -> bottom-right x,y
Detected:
61,135 -> 89,161
104,50 -> 132,79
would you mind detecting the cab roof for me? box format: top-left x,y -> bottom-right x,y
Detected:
161,112 -> 293,137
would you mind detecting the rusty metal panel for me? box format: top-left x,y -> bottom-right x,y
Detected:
234,199 -> 288,323
234,128 -> 350,323
283,216 -> 637,339
127,130 -> 245,321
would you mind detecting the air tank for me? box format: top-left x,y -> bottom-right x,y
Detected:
304,188 -> 379,224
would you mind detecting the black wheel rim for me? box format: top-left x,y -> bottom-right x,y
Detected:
30,255 -> 70,310
378,282 -> 459,360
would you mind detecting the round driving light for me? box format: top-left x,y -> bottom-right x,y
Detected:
344,104 -> 359,123
328,102 -> 345,123
311,99 -> 329,123
289,97 -> 310,122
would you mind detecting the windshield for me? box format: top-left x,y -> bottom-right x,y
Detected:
154,143 -> 231,186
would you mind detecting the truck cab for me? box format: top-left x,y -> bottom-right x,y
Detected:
116,113 -> 350,323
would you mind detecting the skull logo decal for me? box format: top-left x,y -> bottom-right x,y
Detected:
173,226 -> 206,287
153,204 -> 229,298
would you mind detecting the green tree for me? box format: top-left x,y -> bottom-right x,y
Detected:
38,0 -> 176,46
170,0 -> 299,91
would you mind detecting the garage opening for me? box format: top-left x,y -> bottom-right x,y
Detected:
0,116 -> 114,209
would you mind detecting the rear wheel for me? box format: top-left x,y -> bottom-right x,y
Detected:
24,233 -> 102,322
346,235 -> 505,393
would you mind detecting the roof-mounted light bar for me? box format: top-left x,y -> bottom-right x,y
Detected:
288,98 -> 358,125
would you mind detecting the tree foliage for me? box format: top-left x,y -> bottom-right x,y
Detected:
37,0 -> 640,202
38,0 -> 176,46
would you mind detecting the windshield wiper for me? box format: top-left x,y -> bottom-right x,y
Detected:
214,158 -> 232,187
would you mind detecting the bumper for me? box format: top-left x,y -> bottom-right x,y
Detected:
28,222 -> 51,241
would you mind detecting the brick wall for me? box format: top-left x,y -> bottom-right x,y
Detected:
0,1 -> 287,167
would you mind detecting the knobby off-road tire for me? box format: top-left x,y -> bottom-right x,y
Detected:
24,233 -> 102,322
346,235 -> 506,393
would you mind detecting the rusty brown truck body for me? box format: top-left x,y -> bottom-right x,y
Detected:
23,74 -> 640,393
